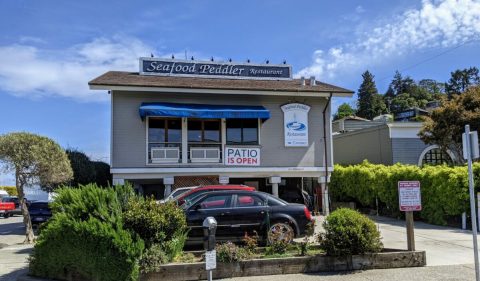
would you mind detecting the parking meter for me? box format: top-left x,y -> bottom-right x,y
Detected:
202,217 -> 217,251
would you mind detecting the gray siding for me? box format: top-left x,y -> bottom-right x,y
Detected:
333,125 -> 393,165
391,138 -> 429,165
112,91 -> 331,168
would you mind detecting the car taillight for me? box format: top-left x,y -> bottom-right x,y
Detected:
304,206 -> 312,221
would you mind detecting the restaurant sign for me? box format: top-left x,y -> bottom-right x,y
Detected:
139,58 -> 291,80
281,103 -> 310,147
224,147 -> 260,166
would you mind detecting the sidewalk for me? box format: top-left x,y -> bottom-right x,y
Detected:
0,216 -> 32,281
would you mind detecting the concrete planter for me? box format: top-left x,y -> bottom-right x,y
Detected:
140,250 -> 426,281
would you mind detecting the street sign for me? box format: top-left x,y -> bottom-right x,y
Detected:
398,181 -> 422,212
205,250 -> 216,271
463,130 -> 479,160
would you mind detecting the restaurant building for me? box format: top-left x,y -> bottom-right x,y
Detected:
89,58 -> 353,212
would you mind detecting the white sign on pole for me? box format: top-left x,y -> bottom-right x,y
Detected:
205,250 -> 216,270
398,181 -> 422,212
281,103 -> 310,147
224,147 -> 260,166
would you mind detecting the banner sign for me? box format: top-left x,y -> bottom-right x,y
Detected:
398,181 -> 422,211
281,103 -> 310,147
224,147 -> 260,166
139,58 -> 291,80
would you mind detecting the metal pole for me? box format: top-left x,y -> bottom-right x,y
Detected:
207,270 -> 212,281
477,193 -> 480,232
466,125 -> 480,281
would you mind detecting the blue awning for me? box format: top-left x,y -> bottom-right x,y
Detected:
139,102 -> 270,120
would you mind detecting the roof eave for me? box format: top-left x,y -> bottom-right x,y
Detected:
88,84 -> 354,97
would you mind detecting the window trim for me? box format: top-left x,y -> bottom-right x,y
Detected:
187,119 -> 221,144
146,116 -> 183,164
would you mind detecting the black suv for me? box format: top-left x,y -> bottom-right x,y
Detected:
28,201 -> 52,225
182,190 -> 313,246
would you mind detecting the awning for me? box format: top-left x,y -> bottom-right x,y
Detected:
139,102 -> 270,120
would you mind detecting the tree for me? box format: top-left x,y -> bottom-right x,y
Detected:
333,103 -> 355,120
0,132 -> 73,243
356,71 -> 386,120
445,67 -> 480,98
419,85 -> 480,164
66,149 -> 95,187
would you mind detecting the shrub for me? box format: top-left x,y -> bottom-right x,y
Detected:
242,231 -> 259,254
123,198 -> 188,246
265,239 -> 289,255
216,242 -> 251,262
318,208 -> 383,256
330,161 -> 476,225
30,213 -> 144,281
0,186 -> 17,196
30,184 -> 144,281
139,243 -> 169,273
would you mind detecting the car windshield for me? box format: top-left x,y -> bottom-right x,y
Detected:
170,188 -> 191,199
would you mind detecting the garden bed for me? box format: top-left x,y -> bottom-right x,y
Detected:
140,250 -> 426,281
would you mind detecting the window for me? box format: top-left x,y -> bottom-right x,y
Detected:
236,195 -> 265,207
188,120 -> 220,143
149,118 -> 181,143
421,148 -> 452,166
226,119 -> 259,145
148,118 -> 182,163
198,194 -> 232,209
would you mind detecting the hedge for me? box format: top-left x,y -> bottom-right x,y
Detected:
0,186 -> 17,196
329,161 -> 480,225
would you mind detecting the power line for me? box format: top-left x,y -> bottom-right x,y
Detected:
377,37 -> 479,83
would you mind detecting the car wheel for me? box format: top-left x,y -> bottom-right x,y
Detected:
267,222 -> 294,244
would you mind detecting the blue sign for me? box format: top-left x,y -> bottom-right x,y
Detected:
139,58 -> 292,80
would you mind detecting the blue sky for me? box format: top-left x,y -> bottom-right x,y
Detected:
1,0 -> 480,185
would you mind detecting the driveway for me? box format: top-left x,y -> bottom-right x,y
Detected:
0,216 -> 32,281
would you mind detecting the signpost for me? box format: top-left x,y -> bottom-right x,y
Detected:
463,125 -> 480,281
398,181 -> 421,251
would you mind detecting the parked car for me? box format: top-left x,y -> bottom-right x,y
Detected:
28,201 -> 52,225
0,201 -> 15,218
1,196 -> 22,218
182,190 -> 313,246
158,186 -> 197,203
175,185 -> 256,206
279,187 -> 312,209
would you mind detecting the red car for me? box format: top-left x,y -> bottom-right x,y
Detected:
0,201 -> 15,218
175,185 -> 255,206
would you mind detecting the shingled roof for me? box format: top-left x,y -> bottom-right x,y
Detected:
89,71 -> 353,96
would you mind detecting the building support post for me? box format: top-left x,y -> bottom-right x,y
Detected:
163,177 -> 175,198
270,176 -> 281,198
321,182 -> 330,216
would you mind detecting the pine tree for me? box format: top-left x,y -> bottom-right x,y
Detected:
356,71 -> 386,120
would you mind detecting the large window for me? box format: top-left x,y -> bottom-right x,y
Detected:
188,120 -> 220,143
148,118 -> 182,163
149,118 -> 182,143
226,119 -> 259,145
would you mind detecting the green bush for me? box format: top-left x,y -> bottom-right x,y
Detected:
0,186 -> 17,196
216,242 -> 252,262
330,161 -> 475,225
139,243 -> 169,274
30,184 -> 144,281
30,213 -> 144,281
318,208 -> 383,256
123,198 -> 187,246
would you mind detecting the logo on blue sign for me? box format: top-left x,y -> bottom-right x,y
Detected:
286,121 -> 306,131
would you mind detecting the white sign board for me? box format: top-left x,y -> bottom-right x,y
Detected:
205,250 -> 216,270
463,131 -> 480,160
281,103 -> 310,147
224,147 -> 260,166
398,181 -> 422,212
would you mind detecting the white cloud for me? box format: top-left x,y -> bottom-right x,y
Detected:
0,36 -> 156,101
297,0 -> 480,79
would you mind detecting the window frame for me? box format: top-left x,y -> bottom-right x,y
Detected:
187,119 -> 221,144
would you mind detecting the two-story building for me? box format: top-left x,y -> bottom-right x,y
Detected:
89,58 -> 353,212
